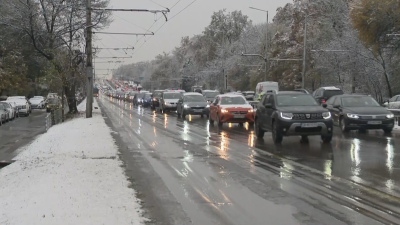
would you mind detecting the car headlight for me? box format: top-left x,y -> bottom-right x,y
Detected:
221,109 -> 228,113
153,98 -> 157,101
347,113 -> 359,119
322,112 -> 331,119
280,112 -> 293,120
206,105 -> 210,108
248,109 -> 254,113
184,104 -> 190,108
386,114 -> 394,119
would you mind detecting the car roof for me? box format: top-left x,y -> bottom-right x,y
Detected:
336,94 -> 370,98
219,93 -> 246,97
319,86 -> 341,90
183,92 -> 203,96
202,90 -> 218,92
276,91 -> 307,95
163,91 -> 181,94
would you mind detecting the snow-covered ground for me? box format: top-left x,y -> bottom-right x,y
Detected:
0,99 -> 145,225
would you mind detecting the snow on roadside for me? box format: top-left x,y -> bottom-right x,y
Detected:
77,98 -> 87,112
0,99 -> 145,225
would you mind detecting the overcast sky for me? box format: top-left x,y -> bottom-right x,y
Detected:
94,0 -> 292,78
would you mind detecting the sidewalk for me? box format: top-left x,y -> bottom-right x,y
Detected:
0,99 -> 145,225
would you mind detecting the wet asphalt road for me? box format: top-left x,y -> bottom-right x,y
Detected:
0,110 -> 47,162
98,95 -> 400,225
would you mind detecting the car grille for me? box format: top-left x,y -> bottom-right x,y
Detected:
295,127 -> 322,132
230,111 -> 248,114
293,113 -> 323,120
359,115 -> 386,120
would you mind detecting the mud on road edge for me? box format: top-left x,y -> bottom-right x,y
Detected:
97,100 -> 192,225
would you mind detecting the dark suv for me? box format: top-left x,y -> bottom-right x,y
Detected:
313,86 -> 344,104
254,91 -> 333,143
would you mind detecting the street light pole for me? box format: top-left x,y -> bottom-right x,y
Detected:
302,15 -> 307,89
85,0 -> 93,118
249,7 -> 268,80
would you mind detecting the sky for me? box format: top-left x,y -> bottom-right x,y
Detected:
93,0 -> 293,78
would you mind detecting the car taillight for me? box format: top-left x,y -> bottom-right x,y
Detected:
322,100 -> 326,103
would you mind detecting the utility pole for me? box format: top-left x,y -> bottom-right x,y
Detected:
302,15 -> 307,89
86,0 -> 93,118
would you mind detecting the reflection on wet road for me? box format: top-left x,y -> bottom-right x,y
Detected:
99,96 -> 400,225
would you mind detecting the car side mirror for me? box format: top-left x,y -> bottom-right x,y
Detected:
333,104 -> 340,108
322,103 -> 327,108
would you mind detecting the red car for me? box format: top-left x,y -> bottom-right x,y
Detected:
209,94 -> 254,126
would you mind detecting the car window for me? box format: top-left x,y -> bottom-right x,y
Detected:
213,97 -> 219,105
334,97 -> 341,106
389,96 -> 397,102
323,90 -> 344,99
184,95 -> 205,102
326,96 -> 336,105
262,95 -> 270,105
396,96 -> 400,102
276,95 -> 319,106
220,96 -> 246,105
203,92 -> 219,98
342,96 -> 380,107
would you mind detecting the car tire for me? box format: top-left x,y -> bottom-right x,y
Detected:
383,128 -> 393,134
254,119 -> 264,138
217,114 -> 223,127
209,113 -> 214,125
321,135 -> 333,143
340,117 -> 349,133
272,121 -> 283,144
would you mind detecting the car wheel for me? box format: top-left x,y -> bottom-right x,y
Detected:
383,128 -> 393,134
321,134 -> 333,143
209,113 -> 214,125
340,117 -> 349,133
272,121 -> 283,144
254,119 -> 264,138
217,114 -> 223,127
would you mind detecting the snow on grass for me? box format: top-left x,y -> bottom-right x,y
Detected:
0,99 -> 145,225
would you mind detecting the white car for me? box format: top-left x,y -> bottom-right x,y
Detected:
29,97 -> 45,109
12,99 -> 30,116
0,102 -> 16,120
0,103 -> 10,124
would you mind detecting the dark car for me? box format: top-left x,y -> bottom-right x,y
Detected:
151,90 -> 164,110
313,86 -> 344,104
142,93 -> 152,107
202,90 -> 219,103
254,91 -> 333,143
326,94 -> 395,133
177,93 -> 209,118
160,91 -> 182,113
133,93 -> 146,106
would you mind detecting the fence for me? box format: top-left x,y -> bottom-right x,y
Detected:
44,102 -> 69,131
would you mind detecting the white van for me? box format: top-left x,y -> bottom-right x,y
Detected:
255,81 -> 279,100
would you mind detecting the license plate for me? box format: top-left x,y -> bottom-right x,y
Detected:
234,115 -> 245,118
194,109 -> 202,112
301,123 -> 318,128
368,121 -> 382,125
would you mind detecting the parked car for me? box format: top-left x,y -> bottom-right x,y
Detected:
384,94 -> 400,109
46,98 -> 61,113
177,92 -> 209,119
254,91 -> 333,143
202,90 -> 220,103
159,91 -> 182,113
151,90 -> 164,110
3,101 -> 19,118
312,86 -> 344,104
326,94 -> 394,133
29,97 -> 45,109
7,97 -> 30,116
209,94 -> 254,127
0,102 -> 16,120
0,103 -> 8,125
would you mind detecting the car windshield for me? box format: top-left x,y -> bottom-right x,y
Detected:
144,94 -> 152,99
48,99 -> 59,104
203,92 -> 219,98
277,95 -> 319,106
184,95 -> 205,102
324,90 -> 344,99
220,96 -> 246,105
136,93 -> 145,98
244,92 -> 254,96
164,93 -> 181,99
341,96 -> 380,107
